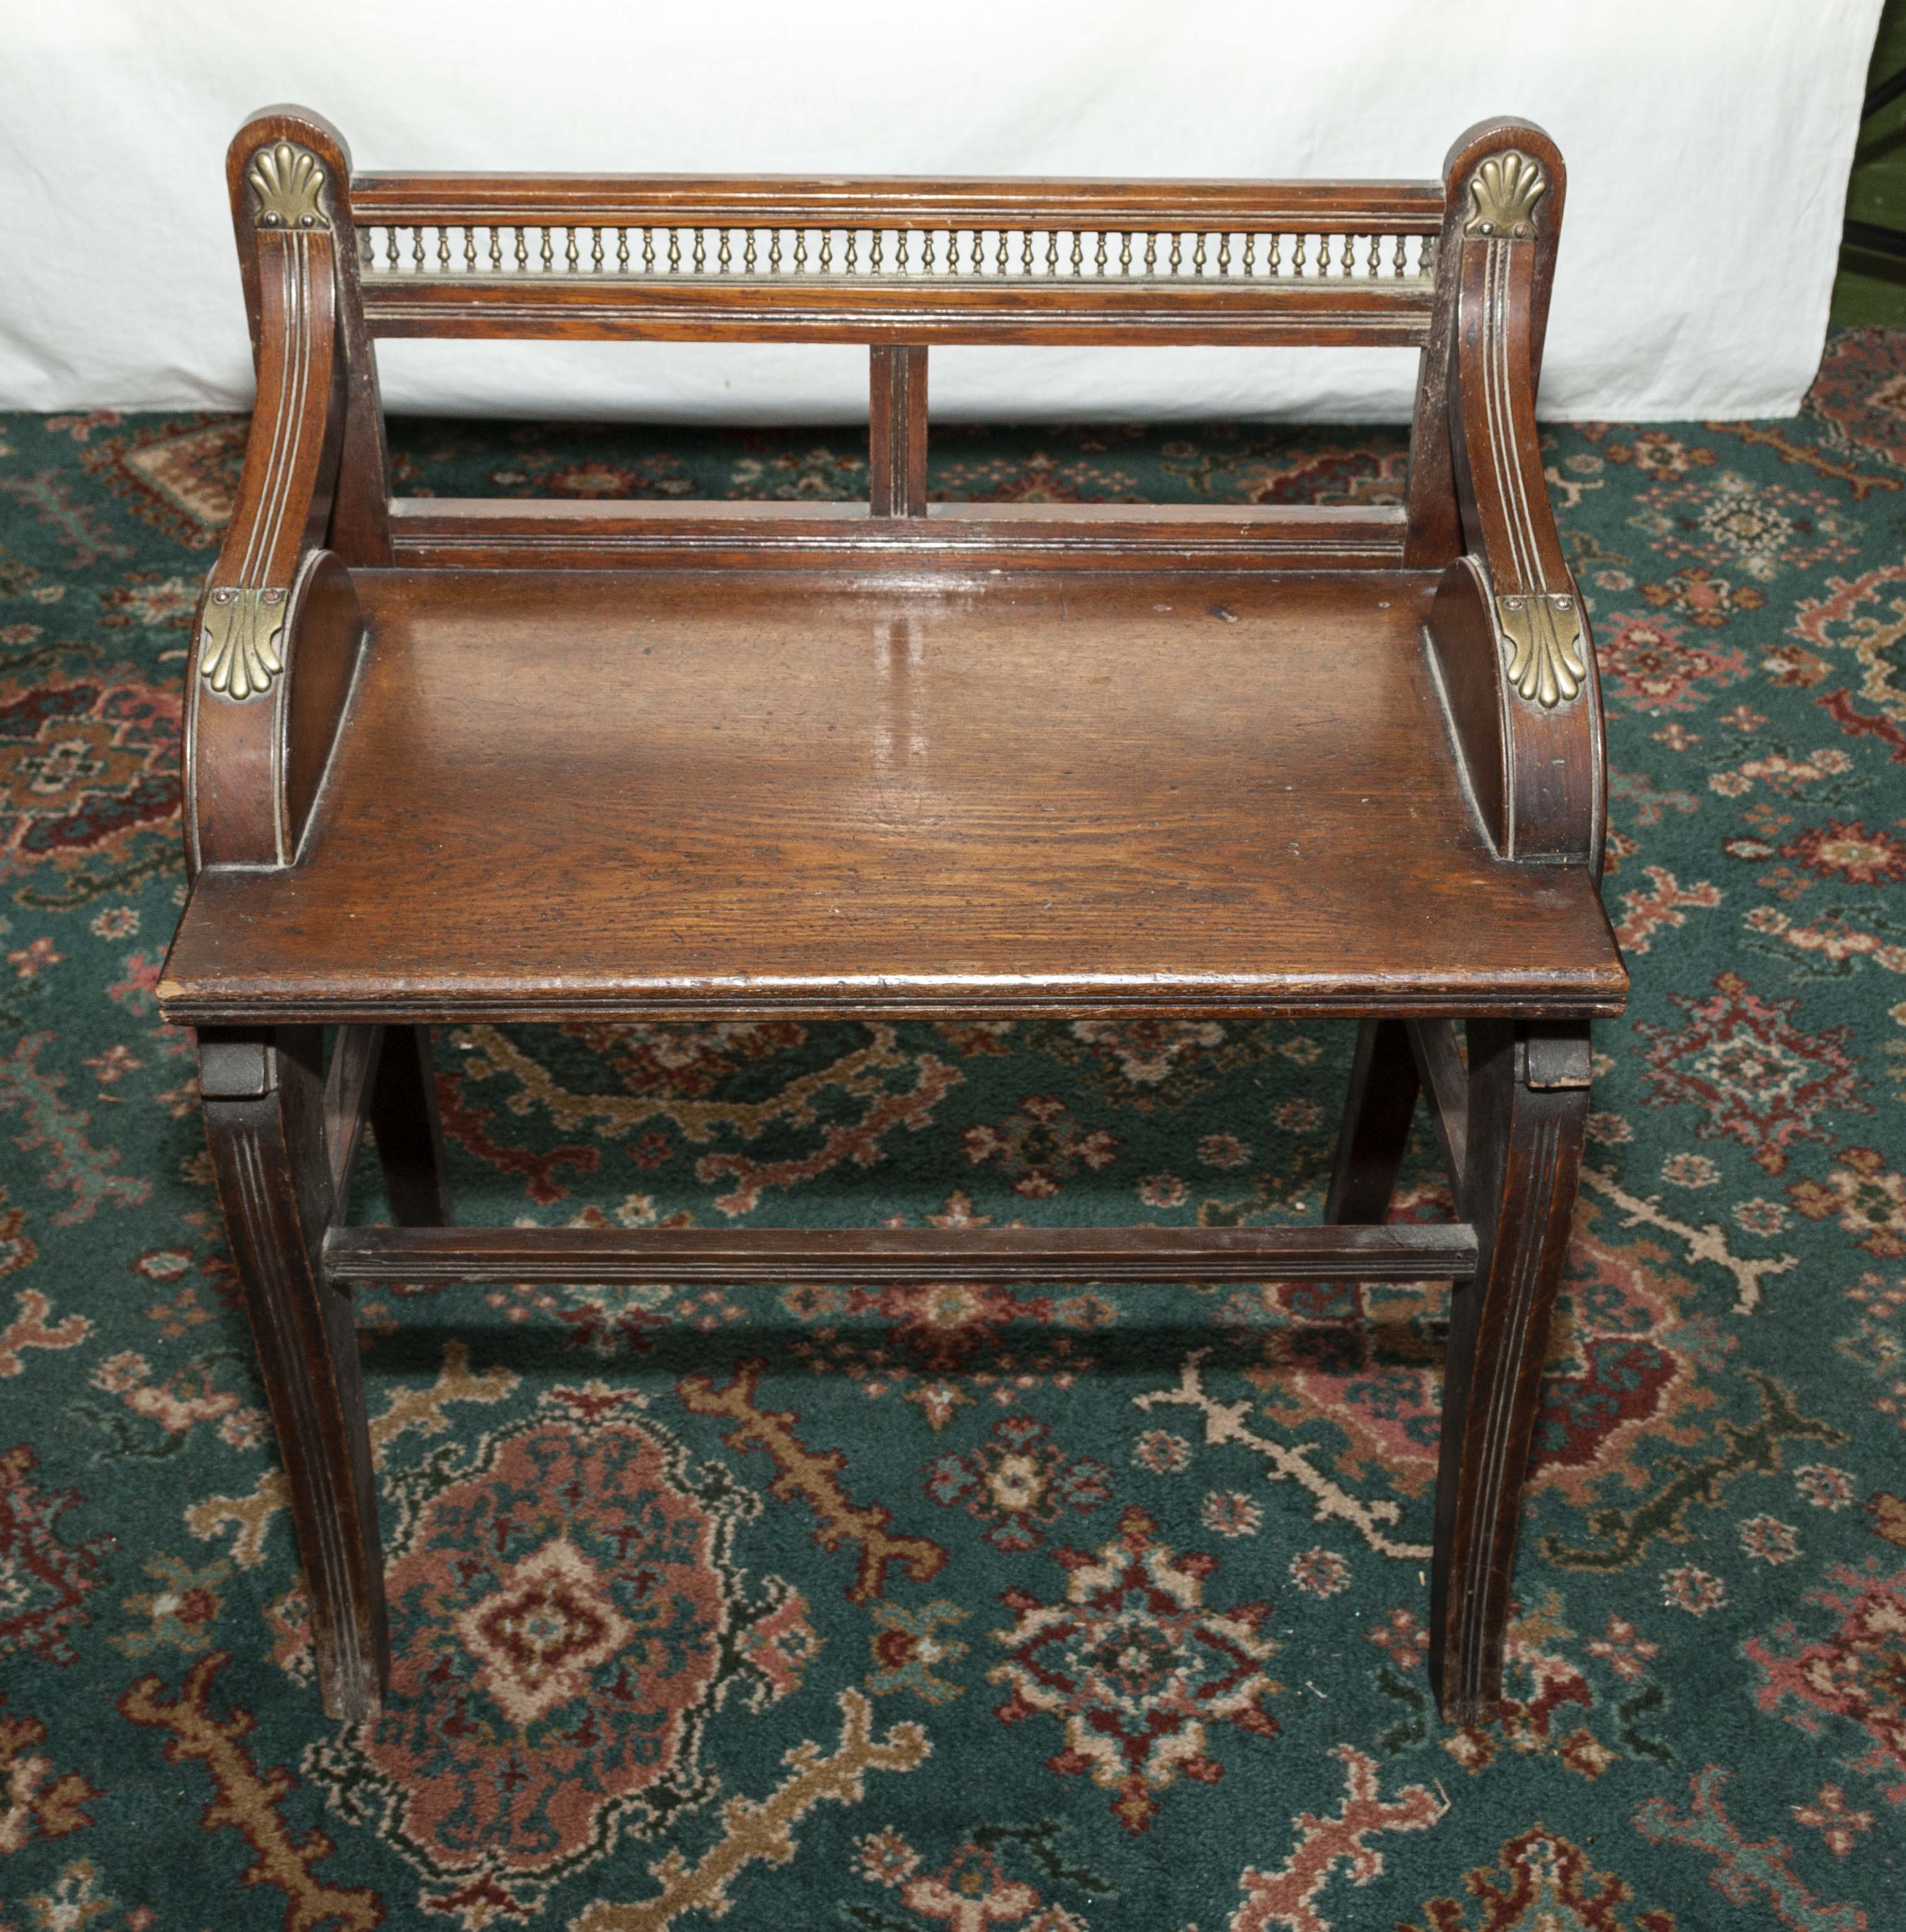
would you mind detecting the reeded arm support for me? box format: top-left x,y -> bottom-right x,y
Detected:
186,131 -> 365,874
1424,123 -> 1606,872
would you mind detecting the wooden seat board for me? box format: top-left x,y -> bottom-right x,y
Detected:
159,566 -> 1626,1023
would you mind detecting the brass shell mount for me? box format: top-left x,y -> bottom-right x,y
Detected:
248,141 -> 329,231
1463,151 -> 1546,241
200,585 -> 289,700
1495,591 -> 1586,709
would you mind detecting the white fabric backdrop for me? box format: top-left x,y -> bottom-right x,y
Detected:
0,0 -> 1880,423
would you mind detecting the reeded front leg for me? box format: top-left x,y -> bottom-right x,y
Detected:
1325,1018 -> 1421,1224
1431,1019 -> 1588,1725
198,1027 -> 388,1720
368,1023 -> 452,1226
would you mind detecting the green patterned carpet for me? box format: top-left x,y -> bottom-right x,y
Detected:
4,338 -> 1906,1929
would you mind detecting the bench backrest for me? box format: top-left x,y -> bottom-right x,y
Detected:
346,172 -> 1445,347
221,108 -> 1566,576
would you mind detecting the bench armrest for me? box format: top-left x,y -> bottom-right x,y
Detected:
186,116 -> 366,874
1424,122 -> 1607,874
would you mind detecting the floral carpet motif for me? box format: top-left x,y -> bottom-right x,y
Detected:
305,1393 -> 817,1920
3,329 -> 1906,1928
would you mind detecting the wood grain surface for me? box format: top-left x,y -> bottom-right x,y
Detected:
160,567 -> 1624,1025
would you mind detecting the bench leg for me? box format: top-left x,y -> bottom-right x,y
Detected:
1431,1020 -> 1589,1726
368,1023 -> 452,1225
199,1026 -> 389,1721
1325,1018 -> 1421,1223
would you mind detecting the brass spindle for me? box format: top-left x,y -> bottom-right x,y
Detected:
1392,233 -> 1406,277
1293,233 -> 1306,277
694,228 -> 707,272
1094,231 -> 1108,274
1070,230 -> 1083,274
720,229 -> 733,271
1144,231 -> 1157,273
669,227 -> 681,272
566,228 -> 580,272
1169,232 -> 1182,273
412,227 -> 425,271
463,227 -> 477,271
1367,233 -> 1380,277
845,229 -> 857,272
1268,233 -> 1280,277
1423,234 -> 1437,278
1193,232 -> 1207,275
1119,231 -> 1132,275
642,227 -> 655,272
770,228 -> 781,272
384,228 -> 399,270
819,228 -> 832,272
616,227 -> 628,273
1216,231 -> 1231,275
1340,233 -> 1354,276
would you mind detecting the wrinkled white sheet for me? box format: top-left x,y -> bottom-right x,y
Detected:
0,0 -> 1880,421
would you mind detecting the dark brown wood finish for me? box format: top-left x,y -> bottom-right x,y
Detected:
159,568 -> 1624,1027
191,122 -> 367,876
228,109 -> 393,568
197,1029 -> 388,1721
869,347 -> 929,516
165,109 -> 1624,1728
1407,1017 -> 1472,1204
327,1223 -> 1479,1287
1324,1019 -> 1421,1225
367,1025 -> 453,1227
1432,1020 -> 1590,1723
1423,120 -> 1604,874
349,171 -> 1446,229
320,1021 -> 383,1210
1404,119 -> 1564,571
360,277 -> 1437,347
384,500 -> 1411,571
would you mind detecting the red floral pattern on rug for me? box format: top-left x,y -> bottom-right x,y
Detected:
1745,1559 -> 1906,1803
1636,969 -> 1867,1174
1779,821 -> 1906,887
1807,326 -> 1906,472
0,678 -> 180,875
1594,613 -> 1749,712
988,1505 -> 1279,1833
307,1398 -> 816,1924
1400,1825 -> 1677,1931
923,1415 -> 1114,1553
0,1444 -> 111,1667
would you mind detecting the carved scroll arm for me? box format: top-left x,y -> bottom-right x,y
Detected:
186,140 -> 364,874
200,144 -> 341,700
1449,153 -> 1586,707
1427,140 -> 1606,871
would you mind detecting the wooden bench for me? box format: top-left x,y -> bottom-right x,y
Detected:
159,105 -> 1626,1730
